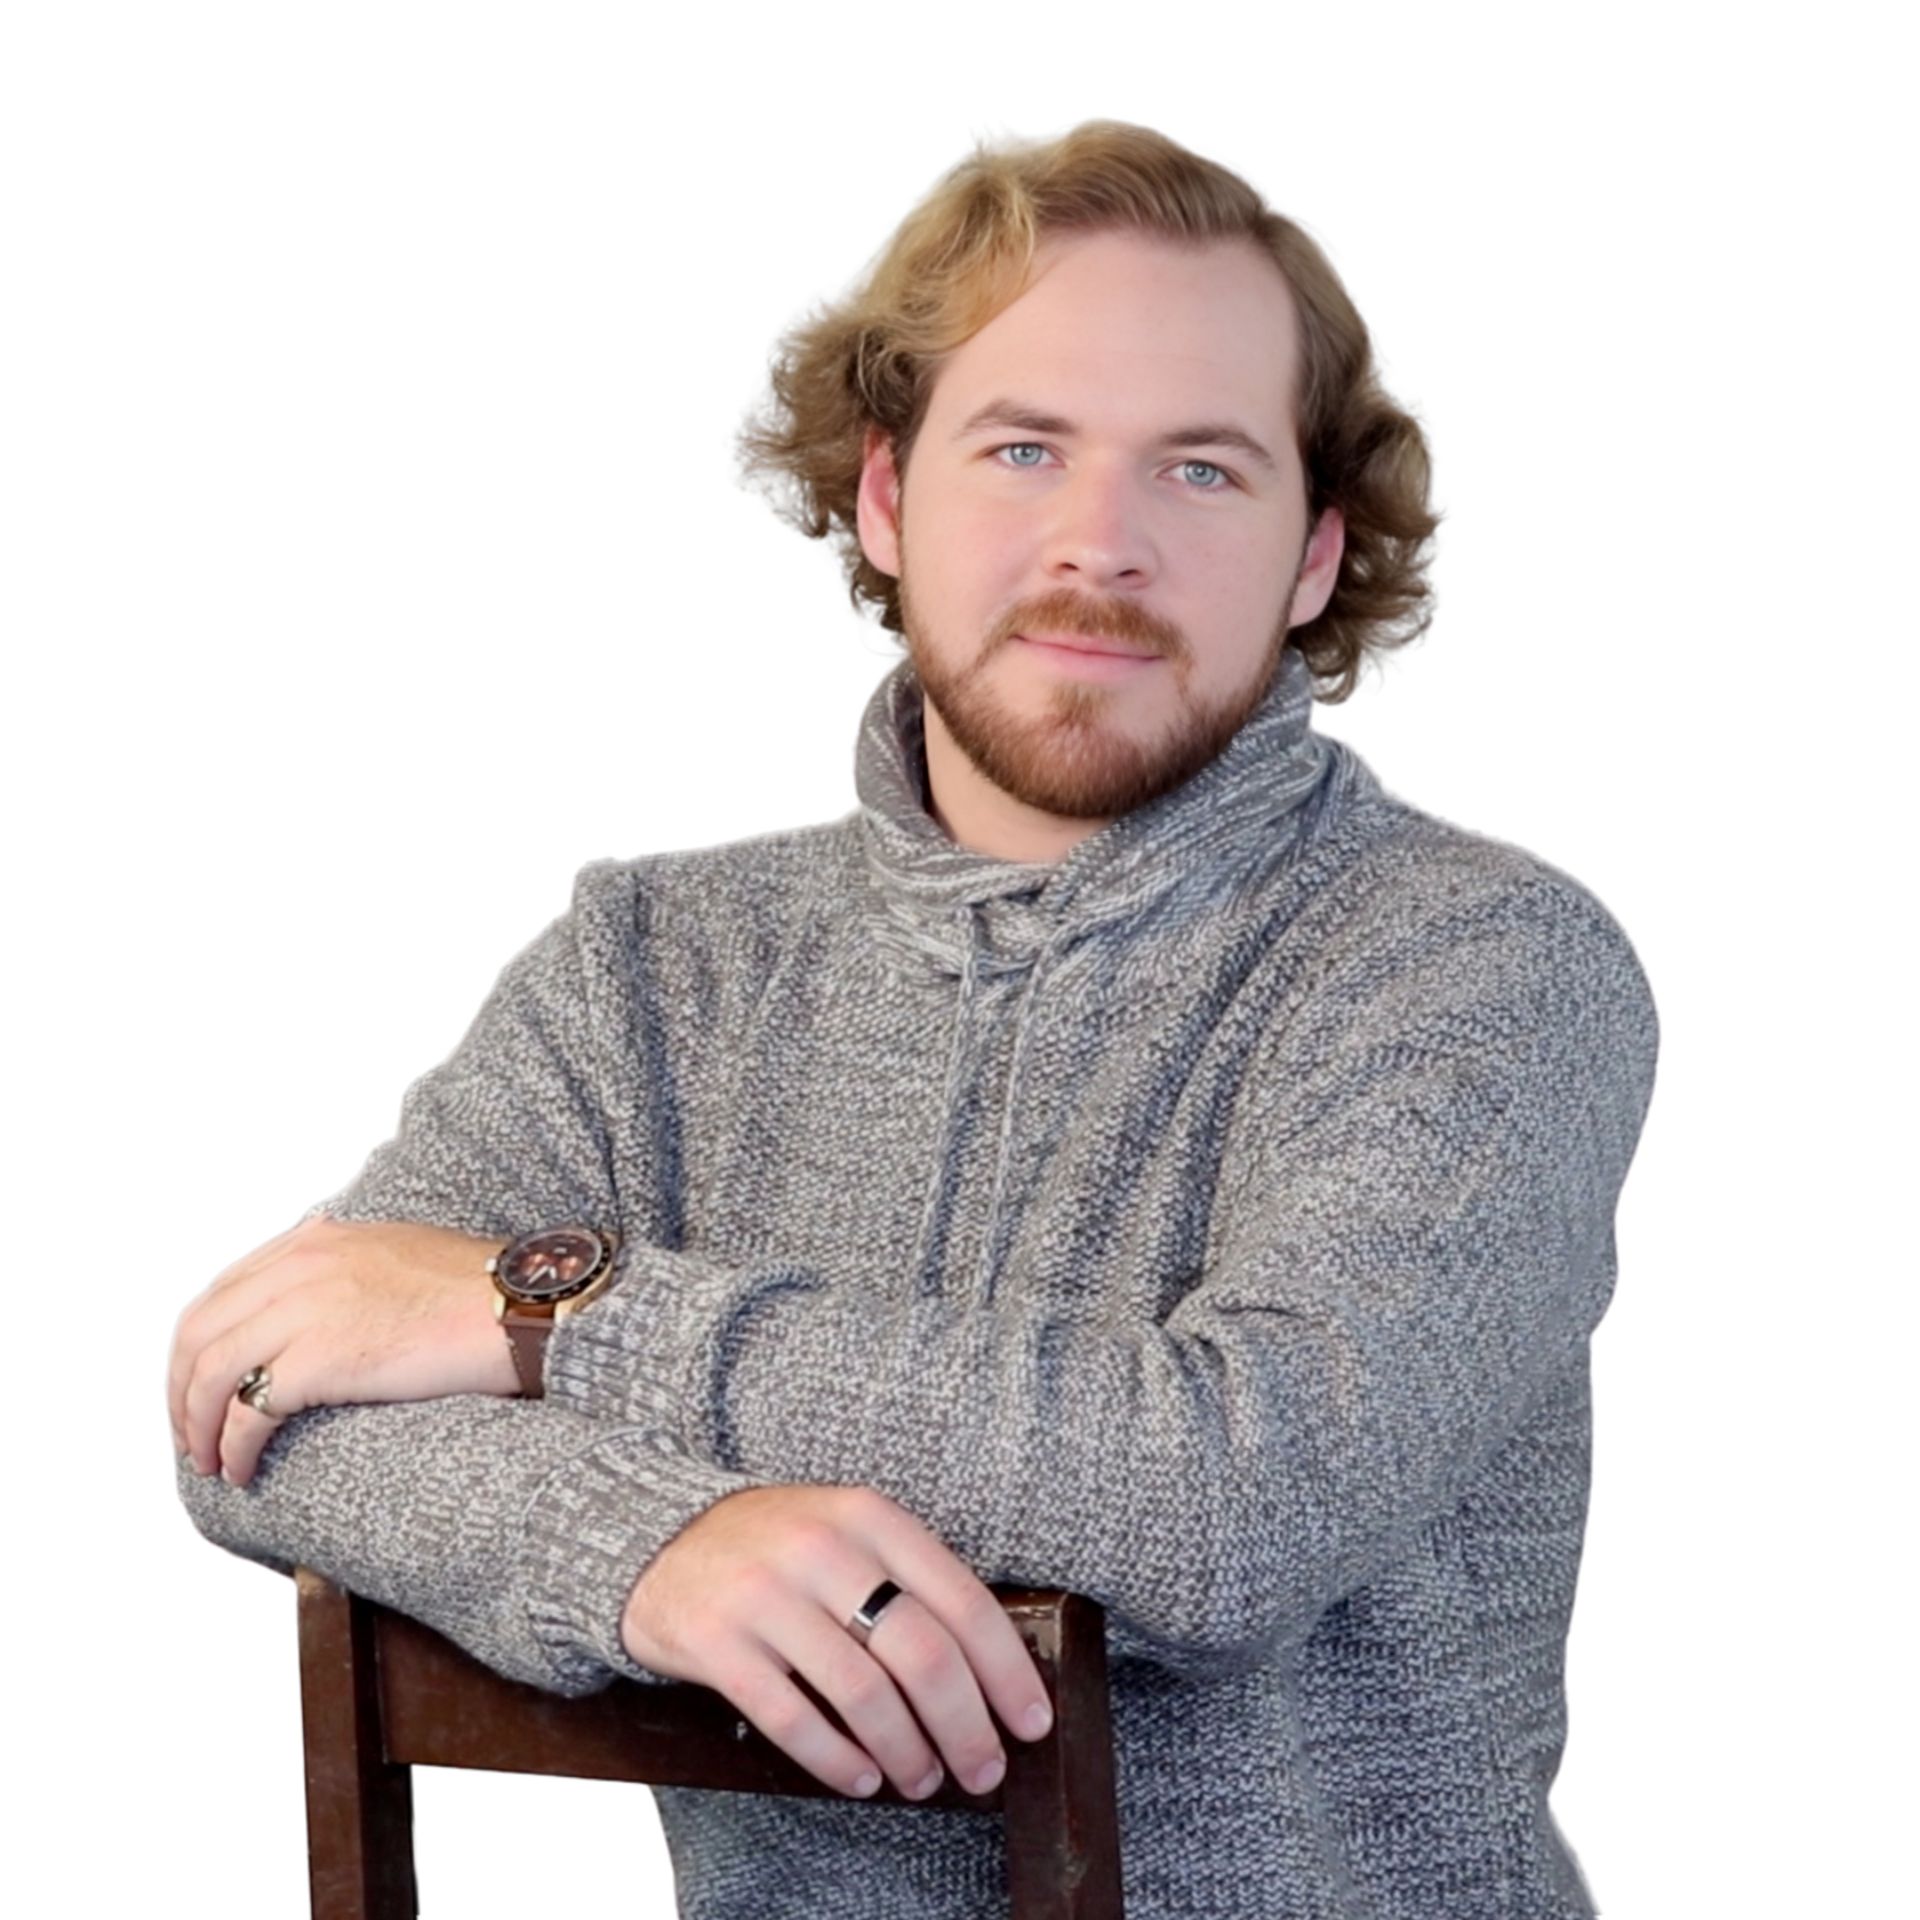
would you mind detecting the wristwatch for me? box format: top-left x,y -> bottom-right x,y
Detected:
486,1225 -> 621,1399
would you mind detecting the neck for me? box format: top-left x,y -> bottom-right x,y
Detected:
921,699 -> 1113,864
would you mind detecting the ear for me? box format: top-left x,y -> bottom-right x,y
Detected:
855,426 -> 904,579
1286,505 -> 1346,631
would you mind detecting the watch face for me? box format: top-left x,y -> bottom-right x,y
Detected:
499,1227 -> 608,1304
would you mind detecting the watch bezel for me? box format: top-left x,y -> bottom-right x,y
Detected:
490,1225 -> 617,1307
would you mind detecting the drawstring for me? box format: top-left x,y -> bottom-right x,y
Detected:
907,906 -> 1070,1304
908,906 -> 982,1298
970,926 -> 1070,1306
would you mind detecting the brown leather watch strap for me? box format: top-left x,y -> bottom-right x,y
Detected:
500,1306 -> 551,1400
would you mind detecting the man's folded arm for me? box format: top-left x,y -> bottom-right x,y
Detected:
543,875 -> 1662,1681
176,864 -> 774,1696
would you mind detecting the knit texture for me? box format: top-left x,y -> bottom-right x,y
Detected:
179,644 -> 1658,1918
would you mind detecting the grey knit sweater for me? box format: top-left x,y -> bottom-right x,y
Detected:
178,643 -> 1659,1919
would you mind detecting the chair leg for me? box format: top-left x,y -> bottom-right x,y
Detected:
297,1570 -> 419,1920
1001,1592 -> 1126,1918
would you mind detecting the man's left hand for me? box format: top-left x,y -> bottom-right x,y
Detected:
167,1215 -> 518,1489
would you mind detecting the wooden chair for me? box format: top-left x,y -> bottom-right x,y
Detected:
295,1566 -> 1125,1918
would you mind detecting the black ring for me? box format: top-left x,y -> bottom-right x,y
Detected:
849,1579 -> 904,1644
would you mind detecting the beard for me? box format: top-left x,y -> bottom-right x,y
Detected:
897,541 -> 1306,823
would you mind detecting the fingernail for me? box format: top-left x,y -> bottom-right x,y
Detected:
911,1767 -> 943,1799
971,1755 -> 1006,1794
221,1467 -> 234,1486
1024,1701 -> 1053,1739
853,1770 -> 882,1798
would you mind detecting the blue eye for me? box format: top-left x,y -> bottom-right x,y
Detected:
991,444 -> 1232,490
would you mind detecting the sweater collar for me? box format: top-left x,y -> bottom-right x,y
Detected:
854,642 -> 1333,980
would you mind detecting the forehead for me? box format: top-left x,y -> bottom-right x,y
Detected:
925,230 -> 1301,439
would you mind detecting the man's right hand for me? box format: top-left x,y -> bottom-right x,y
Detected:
619,1484 -> 1055,1802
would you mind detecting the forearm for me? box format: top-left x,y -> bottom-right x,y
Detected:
542,880 -> 1660,1676
177,1389 -> 771,1695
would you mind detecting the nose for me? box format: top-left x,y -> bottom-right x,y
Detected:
1040,458 -> 1157,591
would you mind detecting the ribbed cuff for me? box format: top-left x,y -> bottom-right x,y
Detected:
520,1424 -> 768,1692
546,1242 -> 824,1459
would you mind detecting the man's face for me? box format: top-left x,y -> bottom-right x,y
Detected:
856,228 -> 1344,824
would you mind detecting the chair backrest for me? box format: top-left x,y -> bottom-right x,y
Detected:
294,1565 -> 1125,1918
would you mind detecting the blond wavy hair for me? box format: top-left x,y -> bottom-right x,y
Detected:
737,120 -> 1440,701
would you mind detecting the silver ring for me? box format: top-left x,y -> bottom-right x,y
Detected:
848,1580 -> 904,1647
235,1365 -> 274,1416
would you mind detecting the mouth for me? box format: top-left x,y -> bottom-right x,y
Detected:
1014,631 -> 1163,662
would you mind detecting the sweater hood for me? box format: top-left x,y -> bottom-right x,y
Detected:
854,640 -> 1338,984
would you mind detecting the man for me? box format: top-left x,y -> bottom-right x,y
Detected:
172,120 -> 1658,1918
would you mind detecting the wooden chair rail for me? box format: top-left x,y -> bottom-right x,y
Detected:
295,1566 -> 1125,1918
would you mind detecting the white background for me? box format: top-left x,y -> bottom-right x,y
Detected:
6,2 -> 1910,1913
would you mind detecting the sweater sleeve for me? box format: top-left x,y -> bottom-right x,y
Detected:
175,864 -> 771,1696
542,874 -> 1661,1680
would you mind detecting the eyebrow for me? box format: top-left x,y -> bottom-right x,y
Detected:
953,399 -> 1280,474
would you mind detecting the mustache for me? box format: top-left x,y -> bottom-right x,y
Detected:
987,589 -> 1185,659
